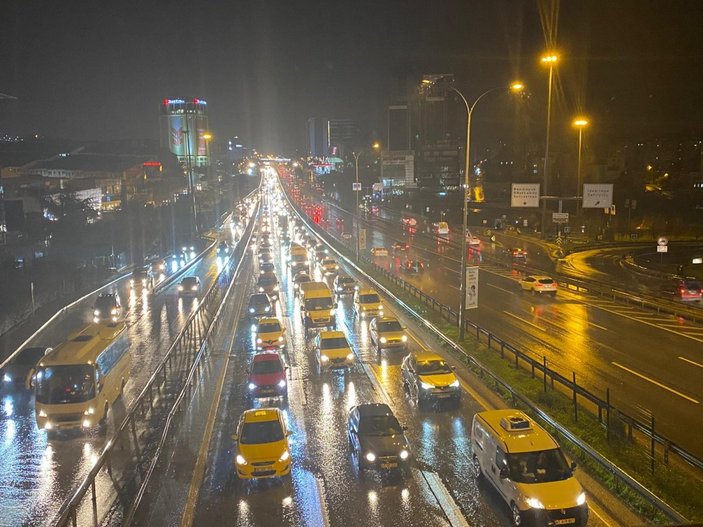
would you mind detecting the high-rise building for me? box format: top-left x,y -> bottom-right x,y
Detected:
306,117 -> 360,158
387,105 -> 410,151
159,98 -> 210,167
307,117 -> 328,158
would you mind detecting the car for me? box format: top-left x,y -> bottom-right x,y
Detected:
520,275 -> 558,295
153,258 -> 169,273
233,408 -> 291,485
354,288 -> 384,319
259,262 -> 275,274
293,272 -> 312,291
130,265 -> 153,289
319,258 -> 339,275
369,316 -> 408,351
466,232 -> 481,246
217,241 -> 231,255
333,275 -> 356,297
661,276 -> 702,301
401,217 -> 417,227
348,403 -> 411,475
402,259 -> 424,274
258,250 -> 274,265
370,247 -> 389,257
248,293 -> 274,318
314,248 -> 329,263
341,232 -> 353,240
178,276 -> 201,297
432,222 -> 450,235
393,241 -> 409,252
258,239 -> 273,250
92,292 -> 122,322
314,330 -> 355,372
507,247 -> 527,262
401,351 -> 460,407
247,352 -> 287,399
257,272 -> 280,300
255,317 -> 286,350
1,346 -> 51,389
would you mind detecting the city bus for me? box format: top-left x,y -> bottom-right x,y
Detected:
35,321 -> 131,435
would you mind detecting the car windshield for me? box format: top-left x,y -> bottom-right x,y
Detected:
506,449 -> 572,483
305,298 -> 334,310
338,277 -> 354,284
258,322 -> 281,333
35,365 -> 95,404
252,359 -> 283,374
359,415 -> 403,436
684,281 -> 701,289
360,294 -> 380,303
320,337 -> 349,350
95,296 -> 117,310
538,278 -> 554,284
378,320 -> 402,332
416,360 -> 452,375
295,275 -> 310,283
250,295 -> 270,307
322,259 -> 335,265
182,278 -> 197,286
258,276 -> 277,286
239,420 -> 284,444
291,254 -> 307,261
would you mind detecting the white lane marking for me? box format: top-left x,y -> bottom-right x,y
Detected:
487,282 -> 517,295
679,356 -> 703,369
611,362 -> 700,404
502,311 -> 548,333
314,475 -> 331,527
587,499 -> 615,527
420,470 -> 470,527
587,321 -> 609,331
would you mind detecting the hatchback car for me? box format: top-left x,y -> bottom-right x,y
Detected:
248,293 -> 274,318
393,241 -> 409,252
257,272 -> 280,300
661,277 -> 702,301
247,352 -> 287,399
293,272 -> 311,291
507,247 -> 528,262
1,346 -> 51,389
178,276 -> 201,297
369,316 -> 408,351
255,318 -> 286,350
348,403 -> 411,475
354,288 -> 383,319
233,408 -> 291,484
314,330 -> 355,372
319,258 -> 339,275
259,262 -> 275,274
333,275 -> 357,297
520,275 -> 558,295
401,351 -> 460,407
92,292 -> 122,323
130,265 -> 153,289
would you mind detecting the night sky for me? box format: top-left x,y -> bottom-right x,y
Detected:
1,1 -> 702,152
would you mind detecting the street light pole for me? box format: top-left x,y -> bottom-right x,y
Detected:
573,117 -> 589,226
353,151 -> 361,261
453,83 -> 524,340
540,53 -> 559,239
184,126 -> 198,237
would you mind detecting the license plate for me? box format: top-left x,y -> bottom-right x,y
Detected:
381,462 -> 398,469
435,393 -> 452,398
554,519 -> 575,525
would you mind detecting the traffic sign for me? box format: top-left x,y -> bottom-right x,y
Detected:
352,182 -> 362,191
552,212 -> 569,224
657,236 -> 668,246
657,245 -> 668,253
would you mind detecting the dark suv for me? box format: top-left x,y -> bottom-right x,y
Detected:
661,277 -> 702,301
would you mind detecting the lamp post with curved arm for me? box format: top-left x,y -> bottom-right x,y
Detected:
352,142 -> 380,261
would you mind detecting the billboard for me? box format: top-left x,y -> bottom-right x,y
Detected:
511,183 -> 540,207
465,266 -> 479,309
168,114 -> 185,158
582,184 -> 613,208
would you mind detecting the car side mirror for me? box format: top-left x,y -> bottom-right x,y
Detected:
451,365 -> 456,370
499,466 -> 510,480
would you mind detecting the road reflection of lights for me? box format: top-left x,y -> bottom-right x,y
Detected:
346,381 -> 357,410
238,499 -> 249,515
3,396 -> 13,417
282,495 -> 293,507
216,256 -> 224,272
3,419 -> 16,444
191,298 -> 200,311
83,442 -> 99,467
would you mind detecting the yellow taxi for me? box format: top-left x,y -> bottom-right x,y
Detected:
315,330 -> 355,372
354,288 -> 384,319
369,316 -> 408,351
233,408 -> 291,483
401,351 -> 460,407
255,317 -> 286,350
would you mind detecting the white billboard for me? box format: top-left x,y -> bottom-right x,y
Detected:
511,183 -> 540,208
582,184 -> 613,208
465,266 -> 479,309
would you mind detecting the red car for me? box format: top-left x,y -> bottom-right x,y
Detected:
247,352 -> 288,400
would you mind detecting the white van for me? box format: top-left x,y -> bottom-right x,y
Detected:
471,409 -> 588,526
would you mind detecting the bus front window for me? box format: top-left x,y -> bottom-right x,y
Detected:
36,365 -> 96,404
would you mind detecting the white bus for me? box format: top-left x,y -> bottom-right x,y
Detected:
35,321 -> 130,435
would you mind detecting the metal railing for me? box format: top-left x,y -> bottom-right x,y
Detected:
51,198 -> 259,527
283,179 -> 689,524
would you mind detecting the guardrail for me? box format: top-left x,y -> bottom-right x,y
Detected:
51,196 -> 259,527
282,177 -> 689,525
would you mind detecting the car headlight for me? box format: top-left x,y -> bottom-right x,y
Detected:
526,497 -> 545,509
259,287 -> 265,292
249,308 -> 255,313
337,287 -> 343,292
279,450 -> 290,462
274,285 -> 279,291
83,407 -> 95,415
265,306 -> 271,312
236,454 -> 247,465
420,381 -> 433,390
178,286 -> 183,291
576,492 -> 587,506
111,309 -> 118,315
278,379 -> 286,388
320,355 -> 329,362
3,374 -> 11,383
329,308 -> 336,316
94,309 -> 100,316
401,335 -> 408,342
82,419 -> 92,428
399,449 -> 409,460
365,452 -> 376,463
38,409 -> 48,418
278,336 -> 284,342
248,382 -> 257,390
256,338 -> 263,344
346,353 -> 354,361
304,260 -> 309,265
449,380 -> 460,388
380,337 -> 387,344
378,304 -> 383,310
192,286 -> 198,291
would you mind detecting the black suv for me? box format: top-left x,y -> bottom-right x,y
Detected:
93,292 -> 121,322
348,403 -> 411,476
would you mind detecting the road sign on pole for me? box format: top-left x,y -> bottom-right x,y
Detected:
465,266 -> 479,309
552,212 -> 569,224
352,182 -> 362,191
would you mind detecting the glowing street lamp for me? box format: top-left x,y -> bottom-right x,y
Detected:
540,51 -> 560,238
573,117 -> 589,221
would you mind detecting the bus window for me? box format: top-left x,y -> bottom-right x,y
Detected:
35,365 -> 95,405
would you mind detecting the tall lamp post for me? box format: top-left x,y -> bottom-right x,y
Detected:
572,117 -> 589,225
352,142 -> 380,261
540,53 -> 559,239
448,81 -> 524,340
203,132 -> 216,224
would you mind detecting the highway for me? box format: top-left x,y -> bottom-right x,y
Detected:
0,199 -> 256,526
134,177 -> 640,527
292,179 -> 703,462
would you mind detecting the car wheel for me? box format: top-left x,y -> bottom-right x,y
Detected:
511,502 -> 523,526
472,455 -> 483,479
